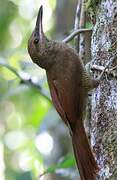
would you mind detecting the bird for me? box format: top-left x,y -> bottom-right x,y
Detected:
28,6 -> 99,180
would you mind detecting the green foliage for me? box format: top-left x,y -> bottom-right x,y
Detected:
0,1 -> 77,180
85,0 -> 102,17
40,154 -> 76,177
0,0 -> 17,50
49,0 -> 57,9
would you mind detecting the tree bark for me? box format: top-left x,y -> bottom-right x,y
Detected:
91,0 -> 117,179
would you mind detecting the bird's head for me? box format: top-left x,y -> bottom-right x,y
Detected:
28,6 -> 55,69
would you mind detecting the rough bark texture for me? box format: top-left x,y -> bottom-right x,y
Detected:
91,0 -> 117,179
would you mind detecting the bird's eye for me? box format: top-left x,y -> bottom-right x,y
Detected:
34,38 -> 39,44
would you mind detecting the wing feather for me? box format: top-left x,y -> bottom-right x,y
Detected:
49,81 -> 68,125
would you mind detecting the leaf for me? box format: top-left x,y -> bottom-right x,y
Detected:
40,154 -> 75,177
48,0 -> 56,9
0,0 -> 17,50
0,59 -> 20,78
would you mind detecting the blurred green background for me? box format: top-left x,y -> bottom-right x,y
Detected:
0,0 -> 81,179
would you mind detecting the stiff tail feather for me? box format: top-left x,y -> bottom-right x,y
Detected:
71,120 -> 99,180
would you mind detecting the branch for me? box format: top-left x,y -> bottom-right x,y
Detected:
91,64 -> 117,78
0,60 -> 51,103
74,0 -> 82,50
62,28 -> 92,43
91,65 -> 105,72
78,0 -> 86,61
74,0 -> 82,30
98,52 -> 117,79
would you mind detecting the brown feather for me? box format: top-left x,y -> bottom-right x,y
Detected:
28,6 -> 99,180
71,119 -> 99,180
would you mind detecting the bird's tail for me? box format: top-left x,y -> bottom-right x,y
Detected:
71,119 -> 99,180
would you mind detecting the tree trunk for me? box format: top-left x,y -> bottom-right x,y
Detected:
91,0 -> 117,179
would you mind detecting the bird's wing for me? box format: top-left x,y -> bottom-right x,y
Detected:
49,77 -> 84,127
49,80 -> 68,125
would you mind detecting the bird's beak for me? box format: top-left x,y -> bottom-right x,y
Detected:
35,5 -> 44,41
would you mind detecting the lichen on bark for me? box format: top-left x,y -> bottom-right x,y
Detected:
85,0 -> 102,19
90,0 -> 117,179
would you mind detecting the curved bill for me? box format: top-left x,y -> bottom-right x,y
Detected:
35,5 -> 44,40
